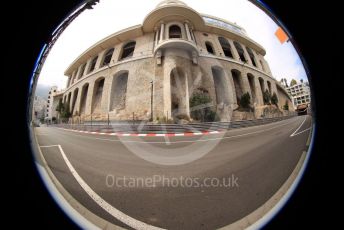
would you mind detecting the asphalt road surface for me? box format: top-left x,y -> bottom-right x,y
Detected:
35,115 -> 312,229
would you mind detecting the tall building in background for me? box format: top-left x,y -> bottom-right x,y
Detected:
285,80 -> 311,108
45,86 -> 64,123
32,96 -> 47,125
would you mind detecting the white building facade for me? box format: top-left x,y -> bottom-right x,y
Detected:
45,86 -> 64,123
61,0 -> 293,122
286,81 -> 311,108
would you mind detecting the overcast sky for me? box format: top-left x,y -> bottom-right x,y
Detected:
38,0 -> 308,89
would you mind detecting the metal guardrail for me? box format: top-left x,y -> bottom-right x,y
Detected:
52,115 -> 297,134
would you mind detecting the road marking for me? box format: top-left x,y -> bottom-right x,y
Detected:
291,127 -> 311,137
51,144 -> 164,230
60,118 -> 300,144
40,145 -> 60,148
290,116 -> 310,137
174,133 -> 184,136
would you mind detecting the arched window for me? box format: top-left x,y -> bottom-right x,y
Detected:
88,56 -> 98,73
110,71 -> 129,111
101,48 -> 114,67
246,47 -> 257,67
92,78 -> 105,113
231,69 -> 244,102
80,83 -> 89,115
233,41 -> 247,62
120,41 -> 136,60
218,37 -> 233,58
205,42 -> 215,55
169,25 -> 182,39
78,63 -> 86,80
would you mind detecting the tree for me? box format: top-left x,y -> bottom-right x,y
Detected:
290,79 -> 297,86
240,92 -> 251,109
57,102 -> 72,122
189,91 -> 216,122
271,92 -> 279,106
283,100 -> 289,110
56,100 -> 63,113
263,89 -> 271,105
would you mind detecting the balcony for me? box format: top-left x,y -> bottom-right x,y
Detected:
154,38 -> 199,55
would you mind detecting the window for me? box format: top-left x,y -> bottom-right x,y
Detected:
78,63 -> 86,79
218,37 -> 233,58
120,41 -> 136,60
169,25 -> 182,39
102,48 -> 114,67
233,41 -> 247,62
205,42 -> 215,54
88,56 -> 98,73
246,47 -> 257,67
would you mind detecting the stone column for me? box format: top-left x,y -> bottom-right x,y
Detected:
154,28 -> 159,47
69,90 -> 74,112
66,77 -> 71,88
227,71 -> 238,107
102,76 -> 112,113
262,59 -> 272,76
159,22 -> 165,43
270,81 -> 278,97
184,73 -> 190,117
184,22 -> 192,41
190,28 -> 196,44
77,67 -> 82,81
95,51 -> 104,70
229,40 -> 240,61
84,59 -> 91,76
243,46 -> 253,66
74,88 -> 82,115
241,73 -> 252,97
255,77 -> 264,105
253,51 -> 263,70
85,81 -> 95,115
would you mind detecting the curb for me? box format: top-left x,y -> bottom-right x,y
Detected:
60,128 -> 224,137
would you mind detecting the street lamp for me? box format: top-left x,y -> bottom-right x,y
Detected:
150,80 -> 154,122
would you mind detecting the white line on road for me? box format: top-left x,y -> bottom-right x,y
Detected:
290,116 -> 310,137
51,144 -> 164,230
291,127 -> 311,137
40,145 -> 60,148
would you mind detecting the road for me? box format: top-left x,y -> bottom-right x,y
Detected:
35,115 -> 312,229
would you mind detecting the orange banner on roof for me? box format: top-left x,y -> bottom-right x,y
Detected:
275,27 -> 289,44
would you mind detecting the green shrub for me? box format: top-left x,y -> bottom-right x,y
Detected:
283,100 -> 289,110
189,92 -> 216,122
271,92 -> 278,106
240,92 -> 251,108
263,89 -> 271,105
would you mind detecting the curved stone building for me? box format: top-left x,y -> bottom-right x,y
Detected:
62,0 -> 293,122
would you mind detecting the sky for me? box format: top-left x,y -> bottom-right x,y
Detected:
37,0 -> 308,90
